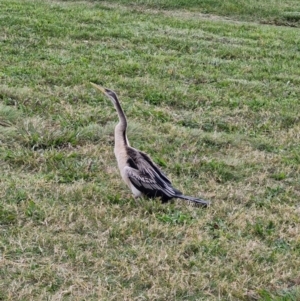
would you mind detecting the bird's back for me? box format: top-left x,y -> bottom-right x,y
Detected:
125,146 -> 182,201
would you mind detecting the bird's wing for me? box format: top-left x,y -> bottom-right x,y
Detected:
138,151 -> 172,184
124,165 -> 176,199
125,147 -> 181,199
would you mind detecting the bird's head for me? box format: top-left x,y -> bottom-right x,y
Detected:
90,82 -> 118,105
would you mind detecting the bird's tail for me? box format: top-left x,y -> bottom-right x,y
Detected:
176,194 -> 210,207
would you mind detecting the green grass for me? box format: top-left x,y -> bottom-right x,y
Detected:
85,0 -> 300,26
1,0 -> 300,300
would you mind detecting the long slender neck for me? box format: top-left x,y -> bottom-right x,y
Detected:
113,98 -> 129,147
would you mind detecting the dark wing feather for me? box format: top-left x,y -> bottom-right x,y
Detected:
127,147 -> 171,184
125,166 -> 175,199
125,147 -> 209,206
139,152 -> 172,184
127,157 -> 138,169
125,147 -> 178,199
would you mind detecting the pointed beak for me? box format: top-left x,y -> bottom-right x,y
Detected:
90,82 -> 106,95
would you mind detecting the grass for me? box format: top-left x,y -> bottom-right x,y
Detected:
0,0 -> 300,300
85,0 -> 300,26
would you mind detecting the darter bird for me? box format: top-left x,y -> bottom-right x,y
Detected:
91,83 -> 209,207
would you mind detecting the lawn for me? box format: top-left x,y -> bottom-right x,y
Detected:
0,0 -> 300,300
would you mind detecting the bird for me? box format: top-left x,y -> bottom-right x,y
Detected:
91,83 -> 209,207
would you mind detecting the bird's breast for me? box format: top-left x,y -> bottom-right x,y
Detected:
114,148 -> 131,185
